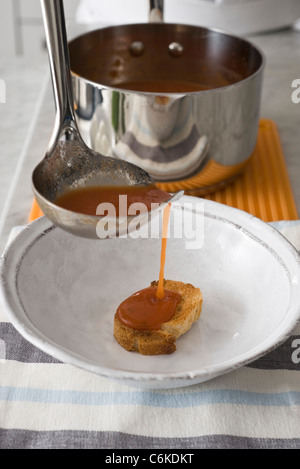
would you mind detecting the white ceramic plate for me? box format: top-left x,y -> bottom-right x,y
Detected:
1,196 -> 300,389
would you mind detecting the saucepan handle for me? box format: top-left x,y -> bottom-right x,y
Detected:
149,0 -> 164,22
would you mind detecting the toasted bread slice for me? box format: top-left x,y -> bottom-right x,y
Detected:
114,279 -> 203,355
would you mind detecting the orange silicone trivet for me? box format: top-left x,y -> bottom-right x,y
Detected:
203,119 -> 298,221
28,119 -> 298,224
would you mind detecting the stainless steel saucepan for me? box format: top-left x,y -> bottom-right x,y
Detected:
69,0 -> 265,194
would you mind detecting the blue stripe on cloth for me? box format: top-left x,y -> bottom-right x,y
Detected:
1,387 -> 300,407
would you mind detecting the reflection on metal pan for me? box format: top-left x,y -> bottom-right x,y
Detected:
69,2 -> 264,192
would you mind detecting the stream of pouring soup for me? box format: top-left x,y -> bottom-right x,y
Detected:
116,203 -> 182,330
55,187 -> 181,330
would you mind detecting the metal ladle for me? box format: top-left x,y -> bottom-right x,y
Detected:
32,0 -> 182,239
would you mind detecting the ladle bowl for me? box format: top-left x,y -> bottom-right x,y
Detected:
32,139 -> 164,238
32,0 -> 181,239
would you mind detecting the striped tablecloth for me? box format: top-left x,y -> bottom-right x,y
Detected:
0,221 -> 300,450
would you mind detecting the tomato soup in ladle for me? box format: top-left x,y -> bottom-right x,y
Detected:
55,184 -> 170,216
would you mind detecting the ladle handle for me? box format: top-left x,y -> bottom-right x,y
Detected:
40,0 -> 79,154
149,0 -> 164,22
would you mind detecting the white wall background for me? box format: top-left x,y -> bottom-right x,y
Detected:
1,0 -> 300,57
0,0 -> 80,57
